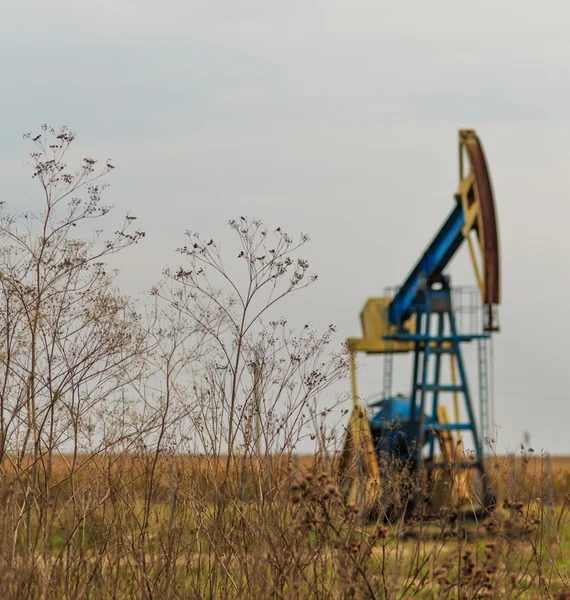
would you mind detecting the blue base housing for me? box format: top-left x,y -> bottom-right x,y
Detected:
369,397 -> 435,460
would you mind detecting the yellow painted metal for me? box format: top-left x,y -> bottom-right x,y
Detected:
347,297 -> 415,355
465,234 -> 484,299
337,402 -> 382,510
431,358 -> 470,512
341,129 -> 497,515
430,405 -> 470,511
458,131 -> 488,306
449,354 -> 463,446
436,406 -> 459,462
350,351 -> 358,408
347,297 -> 453,355
348,130 -> 496,359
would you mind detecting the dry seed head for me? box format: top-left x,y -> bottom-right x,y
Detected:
484,520 -> 497,532
376,524 -> 389,539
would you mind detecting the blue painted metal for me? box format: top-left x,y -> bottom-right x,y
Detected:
369,283 -> 486,476
369,397 -> 436,460
384,334 -> 489,342
372,195 -> 488,460
366,185 -> 494,510
388,202 -> 465,328
428,313 -> 445,459
429,423 -> 473,431
381,286 -> 483,469
362,132 -> 500,513
421,385 -> 465,393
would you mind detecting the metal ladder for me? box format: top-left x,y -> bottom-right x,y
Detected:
477,337 -> 491,456
382,286 -> 395,400
382,347 -> 393,400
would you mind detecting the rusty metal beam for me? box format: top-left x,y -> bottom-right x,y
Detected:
459,129 -> 500,308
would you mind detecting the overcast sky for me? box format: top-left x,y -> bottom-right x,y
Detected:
2,1 -> 570,454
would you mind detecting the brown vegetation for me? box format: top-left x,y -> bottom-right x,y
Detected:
1,126 -> 569,599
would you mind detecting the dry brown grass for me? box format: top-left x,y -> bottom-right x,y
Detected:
6,450 -> 565,500
2,448 -> 569,599
2,128 -> 569,599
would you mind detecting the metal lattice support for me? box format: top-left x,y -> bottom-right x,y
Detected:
382,286 -> 395,400
407,290 -> 484,467
344,130 -> 501,518
477,337 -> 491,456
383,280 -> 494,513
382,349 -> 394,400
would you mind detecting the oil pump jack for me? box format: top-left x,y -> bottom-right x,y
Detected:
339,130 -> 500,519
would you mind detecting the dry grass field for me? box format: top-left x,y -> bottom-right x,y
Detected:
2,449 -> 570,599
8,450 -> 567,504
2,129 -> 569,598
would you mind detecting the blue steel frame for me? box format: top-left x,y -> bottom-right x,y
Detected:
385,283 -> 487,470
381,198 -> 494,508
388,202 -> 465,329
